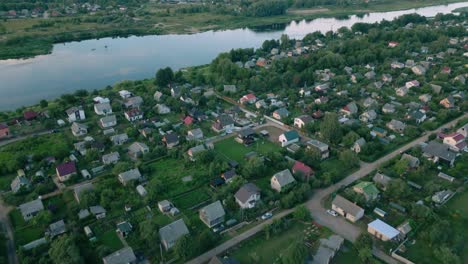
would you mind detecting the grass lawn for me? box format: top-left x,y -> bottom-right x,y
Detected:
98,230 -> 123,251
214,137 -> 281,164
14,226 -> 44,245
445,190 -> 468,219
172,188 -> 211,210
231,221 -> 315,263
9,210 -> 27,229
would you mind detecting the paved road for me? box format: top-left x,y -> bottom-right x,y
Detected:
0,130 -> 53,148
186,113 -> 467,263
186,209 -> 293,264
0,198 -> 19,264
305,112 -> 467,242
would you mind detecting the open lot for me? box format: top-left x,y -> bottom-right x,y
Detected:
446,190 -> 468,219
214,136 -> 282,164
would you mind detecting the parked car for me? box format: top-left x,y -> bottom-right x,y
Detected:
326,209 -> 338,217
213,224 -> 225,233
261,212 -> 273,220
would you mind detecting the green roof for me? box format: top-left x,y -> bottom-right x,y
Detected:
283,130 -> 299,141
354,181 -> 379,198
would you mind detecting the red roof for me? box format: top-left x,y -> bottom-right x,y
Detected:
292,161 -> 313,176
243,94 -> 256,100
23,111 -> 38,120
442,66 -> 451,73
56,161 -> 76,177
184,116 -> 194,125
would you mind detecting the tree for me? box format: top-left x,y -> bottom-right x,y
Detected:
355,233 -> 373,262
39,99 -> 48,108
242,157 -> 266,179
320,113 -> 342,144
174,235 -> 196,261
155,67 -> 174,87
33,210 -> 52,228
339,150 -> 360,169
393,158 -> 409,175
48,235 -> 83,264
342,131 -> 360,146
139,218 -> 159,248
434,247 -> 460,264
386,179 -> 410,200
293,205 -> 311,221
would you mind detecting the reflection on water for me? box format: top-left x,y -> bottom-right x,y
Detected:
0,2 -> 466,110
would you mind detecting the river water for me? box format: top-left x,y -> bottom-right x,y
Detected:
0,2 -> 467,110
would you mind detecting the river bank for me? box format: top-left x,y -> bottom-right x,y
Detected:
1,0 -> 467,60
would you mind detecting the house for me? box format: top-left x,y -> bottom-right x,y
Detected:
397,221 -> 412,238
89,205 -> 107,219
351,138 -> 366,153
441,66 -> 451,74
278,130 -> 300,147
118,90 -> 132,99
359,110 -> 377,123
102,247 -> 137,264
442,132 -> 466,152
47,220 -> 67,238
432,190 -> 454,204
307,139 -> 329,160
171,86 -> 181,98
312,235 -> 344,264
412,65 -> 426,75
118,168 -> 142,186
299,86 -> 312,97
110,133 -> 129,145
19,199 -> 44,221
364,71 -> 376,79
381,74 -> 392,83
395,86 -> 409,97
123,96 -> 143,109
183,116 -> 194,126
315,83 -> 330,92
388,41 -> 399,48
239,94 -> 256,104
66,107 -> 85,122
331,195 -> 364,223
363,98 -> 377,108
162,133 -> 179,149
373,173 -> 392,190
439,96 -> 455,109
10,175 -> 31,193
128,142 -> 149,159
405,80 -> 420,89
353,182 -> 379,201
235,183 -> 260,209
56,161 -> 77,182
431,84 -> 442,94
223,85 -> 237,93
71,122 -> 88,137
401,154 -> 420,168
102,152 -> 120,165
23,111 -> 39,120
156,104 -> 171,114
94,103 -> 112,115
255,100 -> 267,109
391,62 -> 405,69
199,200 -> 226,228
0,123 -> 10,138
315,96 -> 329,104
124,108 -> 143,122
367,219 -> 400,241
212,114 -> 235,133
387,119 -> 406,133
341,102 -> 358,116
236,128 -> 255,145
371,127 -> 387,138
139,127 -> 153,139
187,144 -> 213,160
159,219 -> 190,250
221,169 -> 237,183
423,141 -> 457,166
73,182 -> 94,203
294,115 -> 313,129
158,200 -> 173,213
100,115 -> 117,128
187,128 -> 204,141
136,185 -> 147,196
419,94 -> 432,103
382,103 -> 396,114
93,96 -> 110,104
292,161 -> 314,181
116,221 -> 133,237
271,169 -> 296,192
272,108 -> 289,120
154,91 -> 163,101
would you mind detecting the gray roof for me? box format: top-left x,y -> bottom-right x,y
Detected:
401,154 -> 419,168
423,141 -> 457,162
200,201 -> 226,222
354,138 -> 366,147
110,133 -> 128,144
332,195 -> 363,217
73,182 -> 94,202
124,96 -> 143,107
71,122 -> 88,132
164,133 -> 179,144
119,168 -> 142,183
19,199 -> 44,218
78,209 -> 90,219
235,183 -> 260,204
66,106 -> 82,116
48,220 -> 66,237
100,115 -> 116,124
159,219 -> 189,245
272,169 -> 296,187
94,102 -> 112,112
128,142 -> 149,153
102,152 -> 120,164
11,175 -> 30,193
373,173 -> 392,187
102,247 -> 137,264
89,205 -> 106,215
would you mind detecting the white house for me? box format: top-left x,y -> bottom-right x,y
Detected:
94,103 -> 112,115
235,183 -> 260,209
271,169 -> 296,192
278,130 -> 300,147
66,107 -> 85,122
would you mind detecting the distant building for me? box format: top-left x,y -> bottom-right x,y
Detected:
56,161 -> 77,182
331,195 -> 364,223
367,219 -> 400,241
102,247 -> 137,264
19,199 -> 44,221
235,183 -> 260,209
271,169 -> 296,192
199,201 -> 226,228
159,219 -> 190,250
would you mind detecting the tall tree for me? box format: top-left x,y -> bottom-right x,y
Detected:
320,113 -> 342,144
48,235 -> 83,264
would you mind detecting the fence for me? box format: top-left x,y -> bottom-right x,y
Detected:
391,252 -> 415,264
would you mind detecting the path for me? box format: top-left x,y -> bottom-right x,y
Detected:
0,130 -> 53,148
0,198 -> 19,264
186,113 -> 467,263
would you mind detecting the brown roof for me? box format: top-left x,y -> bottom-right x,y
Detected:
332,195 -> 363,216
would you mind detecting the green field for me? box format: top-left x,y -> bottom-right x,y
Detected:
14,226 -> 43,245
0,173 -> 15,191
214,137 -> 281,164
98,230 -> 124,251
446,190 -> 468,219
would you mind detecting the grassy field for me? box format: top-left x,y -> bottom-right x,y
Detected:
332,241 -> 363,264
98,230 -> 124,251
0,173 -> 15,191
214,137 -> 281,164
446,190 -> 468,219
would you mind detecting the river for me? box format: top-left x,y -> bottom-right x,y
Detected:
0,2 -> 467,110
